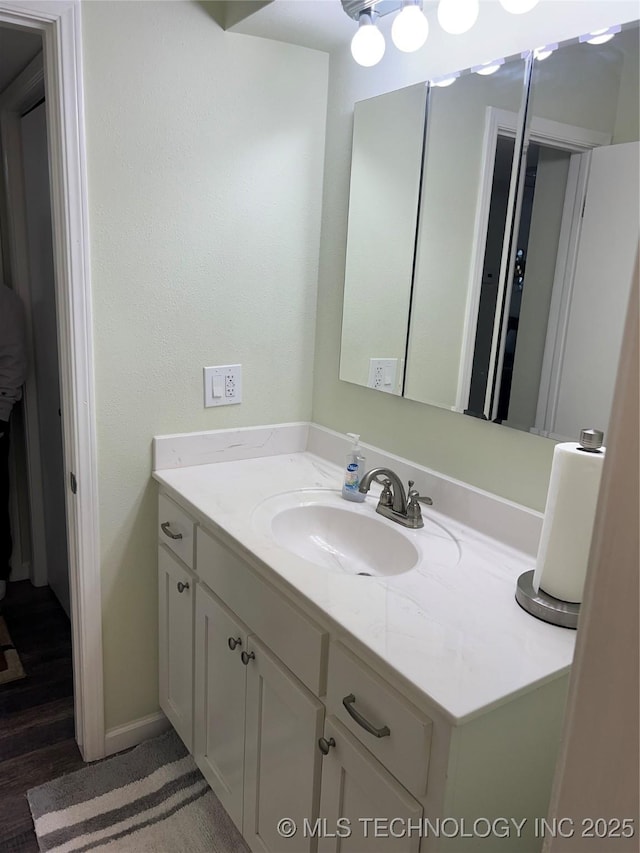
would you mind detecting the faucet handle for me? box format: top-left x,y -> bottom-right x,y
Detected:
407,486 -> 433,508
406,488 -> 432,529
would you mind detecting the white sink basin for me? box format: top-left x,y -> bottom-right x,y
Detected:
251,489 -> 461,577
271,504 -> 420,576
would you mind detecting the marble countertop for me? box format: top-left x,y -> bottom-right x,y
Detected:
153,451 -> 575,724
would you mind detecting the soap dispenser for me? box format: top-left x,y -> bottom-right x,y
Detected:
342,433 -> 366,502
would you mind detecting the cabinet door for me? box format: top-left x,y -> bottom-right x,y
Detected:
318,717 -> 423,853
243,637 -> 325,853
194,584 -> 249,832
158,547 -> 195,751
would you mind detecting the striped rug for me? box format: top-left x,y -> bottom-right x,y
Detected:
27,729 -> 250,852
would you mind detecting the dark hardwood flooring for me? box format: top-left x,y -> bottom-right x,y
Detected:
0,581 -> 85,851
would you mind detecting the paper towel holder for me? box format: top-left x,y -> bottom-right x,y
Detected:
577,428 -> 604,453
515,426 -> 606,629
515,570 -> 579,629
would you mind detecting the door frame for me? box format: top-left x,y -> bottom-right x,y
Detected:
0,0 -> 104,761
457,105 -> 611,419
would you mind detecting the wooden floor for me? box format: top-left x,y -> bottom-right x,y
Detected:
0,581 -> 85,852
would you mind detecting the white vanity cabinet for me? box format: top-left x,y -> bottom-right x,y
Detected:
242,635 -> 324,853
157,486 -> 569,853
157,495 -> 329,853
194,581 -> 325,852
157,495 -> 196,753
193,583 -> 249,828
158,547 -> 195,751
318,717 -> 423,853
317,642 -> 432,852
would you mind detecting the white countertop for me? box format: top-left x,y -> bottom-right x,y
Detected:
153,451 -> 575,724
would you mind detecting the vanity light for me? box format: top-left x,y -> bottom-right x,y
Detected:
579,25 -> 621,45
351,9 -> 386,67
499,0 -> 539,13
437,0 -> 479,35
391,1 -> 429,53
431,71 -> 460,87
472,58 -> 505,75
533,44 -> 557,61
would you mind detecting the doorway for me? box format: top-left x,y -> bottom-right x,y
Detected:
1,42 -> 70,616
0,0 -> 103,762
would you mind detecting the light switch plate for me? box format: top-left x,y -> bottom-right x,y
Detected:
204,364 -> 242,407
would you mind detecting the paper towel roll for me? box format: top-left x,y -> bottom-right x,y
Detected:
533,442 -> 605,603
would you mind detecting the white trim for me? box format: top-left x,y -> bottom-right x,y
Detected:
0,54 -> 50,589
0,0 -> 104,761
533,151 -> 591,436
492,124 -> 609,424
456,107 -> 519,413
104,712 -> 171,757
459,94 -> 613,421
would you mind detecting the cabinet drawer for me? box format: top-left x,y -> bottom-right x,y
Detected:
158,493 -> 195,569
326,642 -> 432,797
197,527 -> 328,696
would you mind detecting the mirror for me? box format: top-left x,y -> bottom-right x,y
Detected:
339,83 -> 427,395
339,22 -> 639,442
403,56 -> 527,410
484,25 -> 639,440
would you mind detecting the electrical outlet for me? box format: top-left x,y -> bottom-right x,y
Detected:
203,364 -> 242,407
368,358 -> 398,394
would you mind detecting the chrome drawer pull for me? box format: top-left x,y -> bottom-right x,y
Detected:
228,637 -> 242,651
342,693 -> 390,738
161,521 -> 183,540
177,581 -> 189,593
318,736 -> 336,755
241,650 -> 255,666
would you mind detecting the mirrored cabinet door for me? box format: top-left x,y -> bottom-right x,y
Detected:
492,24 -> 639,441
339,83 -> 427,395
403,56 -> 527,412
338,20 -> 638,444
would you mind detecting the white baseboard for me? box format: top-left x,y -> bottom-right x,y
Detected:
104,711 -> 171,757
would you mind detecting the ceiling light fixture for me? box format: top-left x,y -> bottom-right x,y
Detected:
579,25 -> 621,45
499,0 -> 540,13
342,0 -> 541,68
391,1 -> 429,53
437,0 -> 479,35
350,8 -> 386,67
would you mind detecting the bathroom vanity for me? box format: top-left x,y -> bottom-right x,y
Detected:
153,427 -> 574,853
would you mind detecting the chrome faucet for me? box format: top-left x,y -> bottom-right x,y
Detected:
358,468 -> 433,529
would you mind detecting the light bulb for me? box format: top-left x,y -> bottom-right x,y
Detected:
392,3 -> 429,53
431,72 -> 460,87
437,0 -> 479,36
351,12 -> 385,67
533,45 -> 554,61
582,27 -> 619,45
498,0 -> 539,14
473,58 -> 505,75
